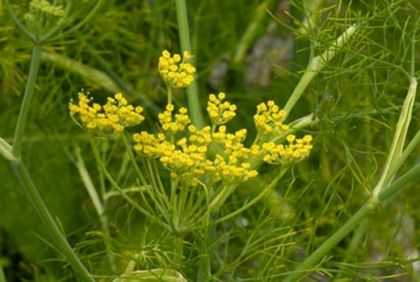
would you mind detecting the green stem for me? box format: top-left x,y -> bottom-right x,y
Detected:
74,148 -> 116,273
208,113 -> 317,213
373,77 -> 417,196
75,148 -> 104,216
89,138 -> 171,231
38,1 -> 72,42
5,0 -> 37,42
378,163 -> 420,201
174,234 -> 184,269
0,260 -> 5,282
167,86 -> 173,105
197,229 -> 211,282
43,0 -> 105,42
12,161 -> 94,281
90,138 -> 147,216
7,41 -> 92,280
175,0 -> 204,128
283,24 -> 357,118
214,168 -> 286,224
121,133 -> 148,186
208,184 -> 236,212
12,44 -> 42,159
284,162 -> 420,282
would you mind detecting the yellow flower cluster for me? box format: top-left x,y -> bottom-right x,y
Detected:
69,92 -> 144,133
210,126 -> 259,182
133,102 -> 258,187
158,104 -> 191,134
207,92 -> 237,125
254,100 -> 289,135
158,50 -> 196,88
262,134 -> 313,163
131,93 -> 313,187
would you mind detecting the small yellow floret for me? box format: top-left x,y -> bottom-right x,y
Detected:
206,92 -> 237,125
254,100 -> 288,135
158,50 -> 196,88
262,134 -> 313,164
69,92 -> 144,134
158,104 -> 191,134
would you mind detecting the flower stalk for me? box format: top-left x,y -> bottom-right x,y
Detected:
74,147 -> 117,273
12,44 -> 41,159
175,0 -> 205,128
283,24 -> 358,118
373,77 -> 417,197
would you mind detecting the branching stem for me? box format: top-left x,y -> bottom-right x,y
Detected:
283,24 -> 357,118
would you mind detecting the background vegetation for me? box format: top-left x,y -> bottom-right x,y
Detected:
0,0 -> 419,281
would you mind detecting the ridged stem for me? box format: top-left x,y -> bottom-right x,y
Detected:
8,43 -> 94,281
12,44 -> 42,159
74,148 -> 116,273
12,161 -> 94,281
283,24 -> 357,117
175,0 -> 205,128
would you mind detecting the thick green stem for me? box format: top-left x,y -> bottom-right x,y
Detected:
175,0 -> 204,128
285,75 -> 418,281
7,42 -> 93,281
283,24 -> 357,118
12,44 -> 42,159
387,129 -> 420,178
284,162 -> 420,282
373,78 -> 417,196
12,161 -> 94,281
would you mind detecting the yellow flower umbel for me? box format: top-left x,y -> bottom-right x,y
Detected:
158,104 -> 191,134
69,92 -> 144,134
158,50 -> 196,88
207,92 -> 237,125
133,94 -> 259,187
254,100 -> 289,136
262,134 -> 313,164
133,94 -> 313,187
